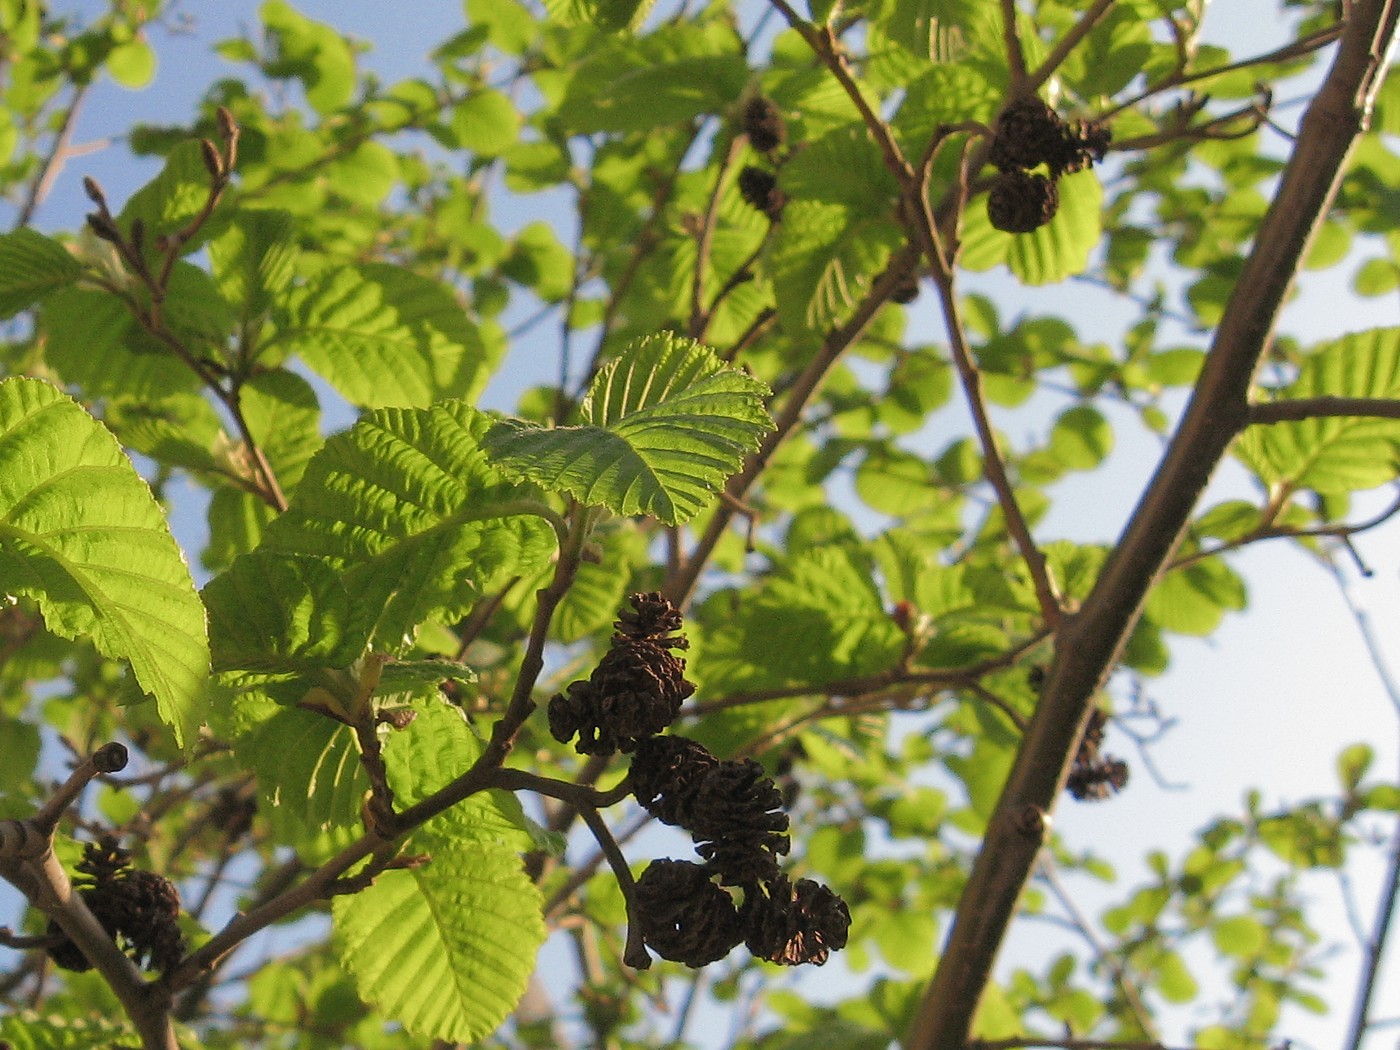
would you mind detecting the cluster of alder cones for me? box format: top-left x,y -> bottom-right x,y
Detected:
986,96 -> 1111,234
550,593 -> 852,968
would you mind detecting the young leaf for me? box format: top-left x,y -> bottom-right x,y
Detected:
333,838 -> 546,1042
269,263 -> 494,408
483,333 -> 773,525
263,401 -> 557,647
0,378 -> 209,746
0,228 -> 84,319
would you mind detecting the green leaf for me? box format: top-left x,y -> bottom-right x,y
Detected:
0,1012 -> 134,1050
453,89 -> 521,156
333,838 -> 546,1042
261,0 -> 355,114
0,228 -> 84,319
1237,327 -> 1400,493
1337,742 -> 1374,793
552,522 -> 647,643
264,401 -> 557,647
556,26 -> 747,133
208,209 -> 299,320
1211,914 -> 1267,959
271,263 -> 494,408
118,140 -> 212,242
961,169 -> 1103,285
236,697 -> 367,859
1153,948 -> 1198,1003
106,37 -> 156,88
0,378 -> 209,746
205,550 -> 371,685
41,285 -> 200,401
1047,403 -> 1113,470
1144,559 -> 1246,636
770,199 -> 905,334
385,700 -> 547,852
484,333 -> 772,525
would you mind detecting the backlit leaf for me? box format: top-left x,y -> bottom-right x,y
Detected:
0,378 -> 208,746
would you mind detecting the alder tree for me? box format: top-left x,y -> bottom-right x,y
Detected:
2,1 -> 1400,1048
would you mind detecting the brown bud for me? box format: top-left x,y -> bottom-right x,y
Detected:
199,138 -> 224,180
215,106 -> 238,142
81,175 -> 106,207
92,742 -> 128,774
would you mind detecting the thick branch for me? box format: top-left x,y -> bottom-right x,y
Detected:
905,5 -> 1400,1049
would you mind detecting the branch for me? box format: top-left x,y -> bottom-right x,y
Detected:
1000,0 -> 1029,95
0,745 -> 177,1050
905,6 -> 1400,1049
1249,395 -> 1400,423
12,84 -> 90,230
1024,0 -> 1116,97
665,247 -> 922,607
930,272 -> 1063,626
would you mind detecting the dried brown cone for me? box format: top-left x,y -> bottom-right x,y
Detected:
689,759 -> 791,886
614,591 -> 686,643
742,96 -> 787,153
634,860 -> 744,967
1067,755 -> 1129,802
741,875 -> 851,966
548,595 -> 696,755
630,734 -> 719,827
987,169 -> 1059,234
1049,118 -> 1112,177
46,838 -> 186,974
738,166 -> 785,221
988,96 -> 1068,173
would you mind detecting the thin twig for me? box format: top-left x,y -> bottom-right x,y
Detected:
13,85 -> 90,230
1024,0 -> 1116,97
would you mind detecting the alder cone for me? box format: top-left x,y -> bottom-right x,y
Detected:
987,169 -> 1059,234
634,860 -> 744,967
742,96 -> 787,153
738,166 -> 785,220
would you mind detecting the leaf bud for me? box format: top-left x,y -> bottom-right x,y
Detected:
199,137 -> 224,180
81,175 -> 106,207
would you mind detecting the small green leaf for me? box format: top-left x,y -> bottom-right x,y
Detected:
1210,914 -> 1267,959
118,140 -> 212,242
261,0 -> 355,114
106,37 -> 156,87
1238,327 -> 1400,493
0,228 -> 84,319
385,701 -> 543,852
1337,742 -> 1374,793
1048,403 -> 1113,470
0,1012 -> 134,1050
1145,559 -> 1246,636
236,698 -> 367,859
483,333 -> 773,525
453,89 -> 521,156
0,378 -> 209,746
333,838 -> 546,1042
